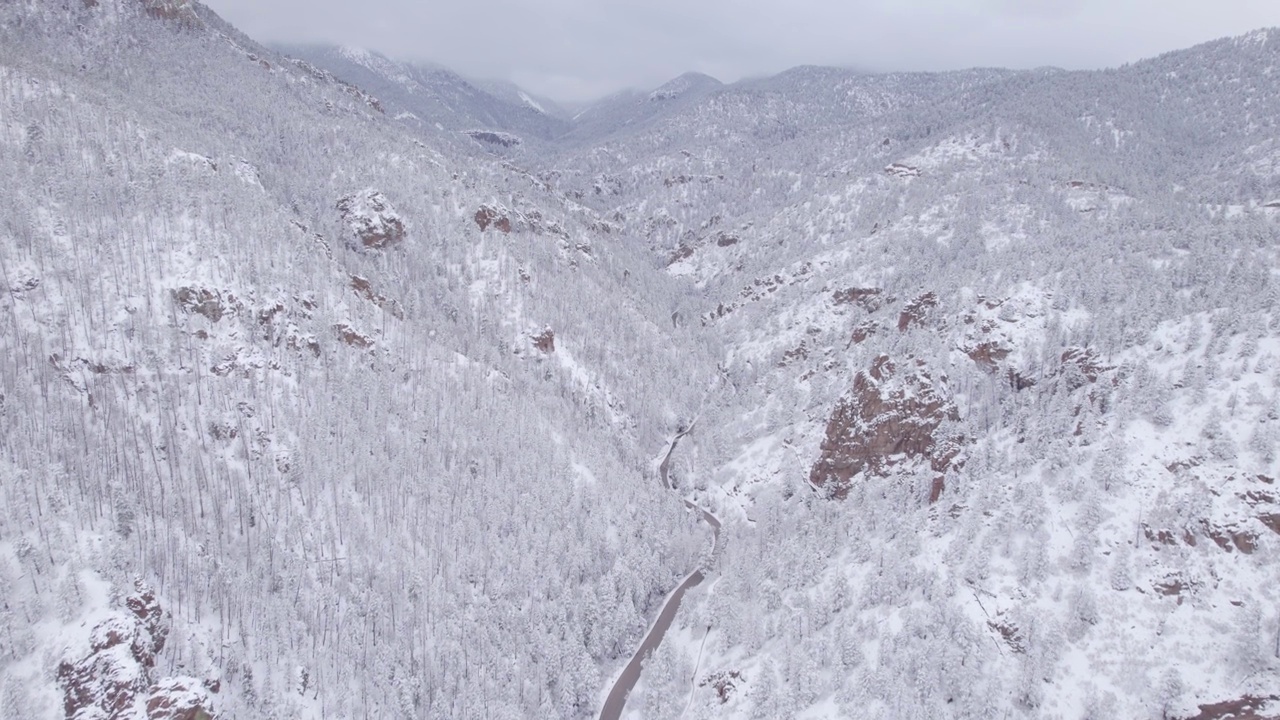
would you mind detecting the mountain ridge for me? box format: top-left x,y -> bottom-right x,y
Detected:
2,3 -> 1280,718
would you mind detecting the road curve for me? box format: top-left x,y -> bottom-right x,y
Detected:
598,426 -> 722,720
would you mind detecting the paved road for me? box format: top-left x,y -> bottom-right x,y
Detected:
598,426 -> 722,720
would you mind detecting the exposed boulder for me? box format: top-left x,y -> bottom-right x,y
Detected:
337,189 -> 406,249
335,324 -> 373,349
666,243 -> 695,266
1057,347 -> 1110,389
848,320 -> 880,345
664,174 -> 723,187
779,342 -> 808,367
171,286 -> 236,322
832,287 -> 884,312
349,274 -> 404,319
466,130 -> 522,148
898,291 -> 938,331
964,340 -> 1011,373
715,232 -> 740,247
146,678 -> 216,720
532,328 -> 555,353
474,205 -> 512,233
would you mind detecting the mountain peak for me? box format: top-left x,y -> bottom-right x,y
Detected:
337,44 -> 375,64
649,71 -> 722,101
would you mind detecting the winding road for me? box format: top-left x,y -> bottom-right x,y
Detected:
598,424 -> 722,720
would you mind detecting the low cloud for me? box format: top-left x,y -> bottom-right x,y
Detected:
204,0 -> 1280,102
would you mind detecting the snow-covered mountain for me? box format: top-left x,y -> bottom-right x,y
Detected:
554,72 -> 727,147
544,28 -> 1280,720
470,78 -> 572,121
278,44 -> 572,151
3,2 -> 1280,719
0,2 -> 712,718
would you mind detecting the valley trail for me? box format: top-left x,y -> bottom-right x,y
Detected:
599,424 -> 722,720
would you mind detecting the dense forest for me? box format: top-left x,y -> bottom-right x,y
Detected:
1,2 -> 1279,718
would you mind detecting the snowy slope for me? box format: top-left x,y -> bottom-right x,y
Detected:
3,2 -> 1280,719
0,2 -> 714,718
278,44 -> 572,150
535,29 -> 1280,720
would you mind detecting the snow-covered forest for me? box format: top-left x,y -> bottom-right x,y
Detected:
1,1 -> 1279,718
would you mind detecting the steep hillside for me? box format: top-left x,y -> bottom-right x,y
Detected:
558,72 -> 726,148
570,29 -> 1280,720
0,2 -> 717,718
3,3 -> 1280,719
278,45 -> 571,151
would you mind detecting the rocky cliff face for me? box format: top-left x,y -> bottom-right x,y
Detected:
57,582 -> 217,720
810,355 -> 962,500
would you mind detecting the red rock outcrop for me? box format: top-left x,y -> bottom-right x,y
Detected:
810,356 -> 962,500
474,205 -> 512,233
1260,514 -> 1280,535
1179,694 -> 1280,720
126,583 -> 168,664
58,617 -> 154,719
58,581 -> 217,720
172,286 -> 232,322
335,324 -> 373,349
337,190 -> 406,249
833,287 -> 884,312
146,678 -> 216,720
532,328 -> 555,353
848,321 -> 880,345
1057,347 -> 1110,389
898,292 -> 938,331
287,59 -> 385,113
349,275 -> 404,319
964,340 -> 1011,372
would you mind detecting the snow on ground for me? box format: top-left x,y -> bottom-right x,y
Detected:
518,90 -> 546,114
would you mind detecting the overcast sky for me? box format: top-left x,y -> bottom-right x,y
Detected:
202,0 -> 1280,103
